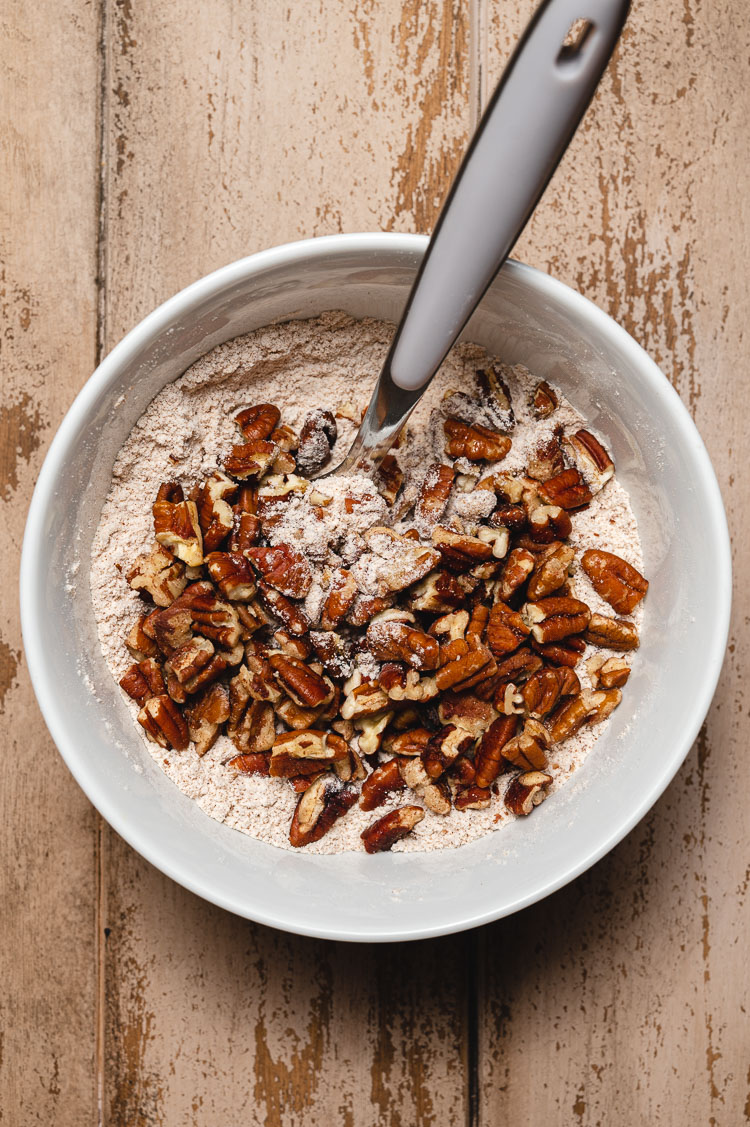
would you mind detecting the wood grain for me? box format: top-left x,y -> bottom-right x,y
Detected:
478,2 -> 750,1124
0,0 -> 100,1122
99,1 -> 472,1123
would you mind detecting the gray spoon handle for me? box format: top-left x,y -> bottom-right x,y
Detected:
326,0 -> 629,476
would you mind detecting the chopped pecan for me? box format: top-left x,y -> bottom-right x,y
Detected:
498,548 -> 535,601
165,635 -> 215,685
226,752 -> 270,777
341,680 -> 391,720
196,471 -> 238,552
489,503 -> 527,533
548,690 -> 604,742
584,612 -> 639,651
366,619 -> 440,671
245,544 -> 312,598
256,579 -> 310,635
473,649 -> 544,702
362,527 -> 441,592
384,728 -> 432,756
527,435 -> 564,482
361,806 -> 425,853
436,637 -> 497,693
531,636 -> 586,667
126,543 -> 187,607
119,658 -> 165,704
494,682 -> 525,716
309,630 -> 355,680
522,596 -> 591,643
587,687 -> 622,723
476,471 -> 524,503
289,775 -> 358,847
269,654 -> 333,709
224,439 -> 277,480
581,549 -> 648,615
530,380 -> 558,418
474,715 -> 519,788
502,719 -> 551,771
137,694 -> 189,751
466,603 -> 489,641
273,629 -> 312,661
360,758 -> 406,811
475,364 -> 514,429
184,683 -> 230,756
487,602 -> 530,656
234,403 -> 281,442
270,729 -> 349,777
414,463 -> 454,530
149,602 -> 194,655
563,429 -> 614,493
476,527 -> 509,561
205,551 -> 257,601
228,510 -> 261,552
423,725 -> 474,779
522,667 -> 580,718
375,454 -> 404,505
407,570 -> 467,613
225,664 -> 277,752
125,616 -> 160,661
454,785 -> 492,811
587,655 -> 631,689
321,568 -> 358,629
236,602 -> 265,639
346,593 -> 396,627
152,484 -> 204,569
270,423 -> 299,452
381,667 -> 439,703
527,504 -> 572,544
538,468 -> 592,510
356,711 -> 394,755
527,542 -> 575,600
504,771 -> 552,815
432,526 -> 493,573
177,582 -> 242,649
444,417 -> 511,462
297,409 -> 337,475
437,691 -> 495,737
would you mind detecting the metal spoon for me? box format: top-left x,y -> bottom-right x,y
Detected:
316,0 -> 629,480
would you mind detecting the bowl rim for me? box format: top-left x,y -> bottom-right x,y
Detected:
20,232 -> 732,942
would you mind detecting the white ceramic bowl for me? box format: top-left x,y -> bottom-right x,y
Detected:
21,234 -> 731,942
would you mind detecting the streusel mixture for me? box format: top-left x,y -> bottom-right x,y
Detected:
90,312 -> 647,853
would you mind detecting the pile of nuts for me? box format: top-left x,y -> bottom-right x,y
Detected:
118,372 -> 648,852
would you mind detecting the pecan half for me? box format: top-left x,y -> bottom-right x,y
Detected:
270,729 -> 349,777
245,544 -> 313,598
527,543 -> 575,600
521,667 -> 580,718
502,719 -> 551,771
361,806 -> 425,853
530,380 -> 558,418
297,409 -> 337,475
474,715 -> 518,788
432,526 -> 493,573
415,463 -> 455,530
423,725 -> 474,779
359,758 -> 406,811
475,364 -> 514,429
234,403 -> 281,442
548,690 -> 604,742
289,775 -> 358,847
486,602 -> 530,656
126,543 -> 187,607
522,596 -> 591,643
531,636 -> 586,667
454,785 -> 492,811
362,527 -> 441,592
321,568 -> 358,629
563,429 -> 614,493
585,612 -> 639,651
366,620 -> 440,671
184,683 -> 230,756
269,654 -> 334,708
196,471 -> 238,552
205,551 -> 257,601
444,418 -> 511,462
435,637 -> 497,692
587,655 -> 631,689
498,548 -> 535,601
504,771 -> 552,816
538,468 -> 592,510
178,582 -> 242,649
119,658 -> 165,704
581,549 -> 648,615
137,694 -> 189,751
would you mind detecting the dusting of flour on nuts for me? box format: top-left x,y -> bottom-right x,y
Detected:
90,311 -> 647,854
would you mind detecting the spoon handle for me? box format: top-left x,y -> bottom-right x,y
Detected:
326,0 -> 629,476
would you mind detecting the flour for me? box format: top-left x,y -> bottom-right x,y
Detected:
90,312 -> 644,854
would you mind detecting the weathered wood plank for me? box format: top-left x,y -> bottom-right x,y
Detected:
0,0 -> 100,1122
479,2 -> 750,1123
100,1 -> 472,1123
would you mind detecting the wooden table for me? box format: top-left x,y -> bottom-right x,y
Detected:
3,1 -> 747,1122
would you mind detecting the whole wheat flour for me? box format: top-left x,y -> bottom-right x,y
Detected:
90,311 -> 644,853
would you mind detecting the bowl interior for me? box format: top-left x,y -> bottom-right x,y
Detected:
22,235 -> 730,940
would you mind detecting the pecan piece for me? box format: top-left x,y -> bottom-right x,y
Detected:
309,630 -> 355,680
361,806 -> 425,853
548,690 -> 605,742
234,403 -> 281,442
444,418 -> 511,462
205,551 -> 257,601
587,687 -> 622,723
381,667 -> 439,703
224,439 -> 277,480
585,613 -> 639,651
475,364 -> 514,429
423,725 -> 474,779
486,602 -> 530,656
527,543 -> 575,600
165,635 -> 215,686
321,568 -> 358,629
504,771 -> 552,816
527,435 -> 564,482
587,655 -> 631,689
184,683 -> 230,756
270,729 -> 349,777
489,503 -> 527,533
522,596 -> 591,643
407,570 -> 467,613
527,504 -> 572,544
153,483 -> 204,568
581,550 -> 648,615
341,680 -> 391,720
415,463 -> 455,530
474,715 -> 519,788
245,544 -> 313,599
196,471 -> 238,552
475,471 -> 524,502
531,636 -> 586,667
346,593 -> 396,627
454,785 -> 492,811
360,758 -> 406,811
297,409 -> 337,475
124,615 -> 160,661
522,667 -> 580,718
366,619 -> 440,671
226,752 -> 270,777
269,654 -> 333,708
502,719 -> 551,771
538,468 -> 592,510
432,526 -> 493,573
119,658 -> 165,704
498,548 -> 535,601
375,454 -> 404,505
362,527 -> 441,592
289,775 -> 358,847
436,637 -> 497,693
178,581 -> 242,649
563,429 -> 614,493
530,380 -> 558,418
126,543 -> 187,607
137,694 -> 189,751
